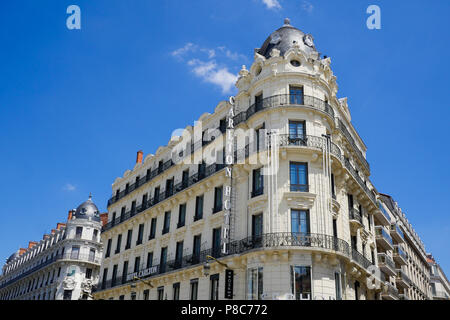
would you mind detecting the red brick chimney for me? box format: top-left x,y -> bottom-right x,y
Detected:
43,234 -> 50,240
51,229 -> 57,234
19,248 -> 27,256
28,241 -> 38,249
67,209 -> 75,221
56,223 -> 66,230
100,212 -> 108,227
136,150 -> 144,164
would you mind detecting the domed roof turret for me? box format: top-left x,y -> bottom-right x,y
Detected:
258,18 -> 318,59
73,194 -> 101,222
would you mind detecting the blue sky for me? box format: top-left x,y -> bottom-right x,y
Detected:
0,0 -> 449,273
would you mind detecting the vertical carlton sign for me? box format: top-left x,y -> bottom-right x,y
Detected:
222,96 -> 235,254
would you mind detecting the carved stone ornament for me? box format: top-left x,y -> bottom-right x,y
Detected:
81,279 -> 93,293
62,277 -> 76,290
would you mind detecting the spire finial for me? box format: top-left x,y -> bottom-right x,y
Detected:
284,18 -> 291,25
88,192 -> 92,200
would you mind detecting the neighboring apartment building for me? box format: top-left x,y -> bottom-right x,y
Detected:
0,195 -> 107,300
377,193 -> 431,300
427,254 -> 450,300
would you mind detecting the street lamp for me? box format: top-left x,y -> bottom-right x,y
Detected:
203,255 -> 229,276
131,275 -> 154,288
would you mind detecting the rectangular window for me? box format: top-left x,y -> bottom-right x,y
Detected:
136,224 -> 144,245
291,266 -> 312,300
157,287 -> 164,300
134,256 -> 141,273
160,247 -> 168,273
288,121 -> 306,145
145,252 -> 153,269
143,289 -> 149,300
70,246 -> 80,260
142,193 -> 148,210
255,93 -> 263,111
149,218 -> 157,240
178,204 -> 186,228
213,186 -> 223,213
154,187 -> 160,204
291,210 -> 310,234
335,272 -> 342,300
198,162 -> 206,179
194,195 -> 204,221
190,279 -> 199,300
163,211 -> 171,234
175,241 -> 184,268
173,283 -> 180,300
212,228 -> 221,258
331,173 -> 336,199
166,178 -> 174,197
63,290 -> 72,300
93,229 -> 98,241
131,200 -> 136,215
210,274 -> 220,300
247,267 -> 263,300
75,227 -> 83,239
86,268 -> 92,279
182,170 -> 189,189
289,86 -> 304,105
252,214 -> 263,238
89,248 -> 96,262
125,229 -> 133,249
101,268 -> 108,289
115,234 -> 122,254
105,239 -> 112,258
193,235 -> 201,263
111,265 -> 118,287
252,168 -> 264,197
290,162 -> 308,192
120,207 -> 126,222
122,261 -> 128,284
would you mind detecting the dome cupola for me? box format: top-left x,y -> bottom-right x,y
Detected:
73,194 -> 101,222
257,18 -> 317,59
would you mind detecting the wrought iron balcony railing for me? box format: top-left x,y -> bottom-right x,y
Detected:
0,253 -> 101,290
349,208 -> 363,224
337,119 -> 370,173
95,232 -> 373,293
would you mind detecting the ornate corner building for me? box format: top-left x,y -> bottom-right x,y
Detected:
91,19 -> 438,300
0,196 -> 107,300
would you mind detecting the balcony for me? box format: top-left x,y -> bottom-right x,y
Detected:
399,292 -> 410,300
381,282 -> 399,300
378,253 -> 397,277
93,232 -> 374,294
389,224 -> 404,244
396,269 -> 412,289
375,226 -> 394,252
348,208 -> 363,229
375,202 -> 391,226
393,245 -> 408,265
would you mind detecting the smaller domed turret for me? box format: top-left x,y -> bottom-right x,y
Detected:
72,194 -> 100,222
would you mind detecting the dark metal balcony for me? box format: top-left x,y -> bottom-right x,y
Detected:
389,224 -> 404,244
375,202 -> 391,226
378,253 -> 397,277
381,282 -> 399,300
290,184 -> 309,192
396,269 -> 412,289
348,208 -> 363,228
393,245 -> 408,265
375,226 -> 394,251
94,232 -> 374,294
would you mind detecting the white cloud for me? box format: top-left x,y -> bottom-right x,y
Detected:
301,1 -> 314,13
261,0 -> 281,10
63,183 -> 76,191
187,59 -> 237,94
172,43 -> 245,94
